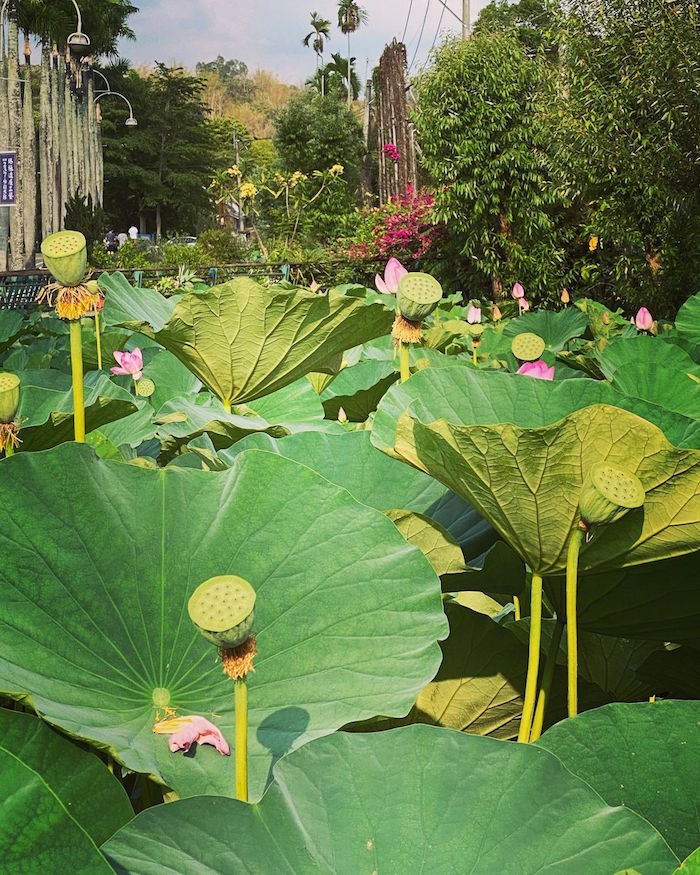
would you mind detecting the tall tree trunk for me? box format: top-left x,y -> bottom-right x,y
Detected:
7,0 -> 25,269
58,51 -> 69,226
156,203 -> 162,240
51,46 -> 62,231
22,35 -> 36,265
347,30 -> 352,107
40,41 -> 53,238
0,18 -> 10,268
96,103 -> 104,205
86,66 -> 98,204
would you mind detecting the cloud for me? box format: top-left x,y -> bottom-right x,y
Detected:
120,0 -> 489,82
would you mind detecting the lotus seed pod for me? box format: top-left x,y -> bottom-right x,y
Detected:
511,332 -> 546,362
396,273 -> 443,323
469,324 -> 485,338
579,462 -> 645,527
135,378 -> 156,398
188,575 -> 256,648
0,372 -> 20,422
41,231 -> 88,286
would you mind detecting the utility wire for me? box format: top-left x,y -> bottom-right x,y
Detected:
430,0 -> 447,52
408,0 -> 433,72
401,0 -> 415,42
432,0 -> 463,27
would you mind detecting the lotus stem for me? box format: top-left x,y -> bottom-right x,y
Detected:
95,310 -> 102,370
517,572 -> 543,743
529,618 -> 564,742
513,595 -> 521,621
5,443 -> 14,458
69,320 -> 85,442
472,347 -> 478,367
399,341 -> 410,383
234,678 -> 248,802
566,524 -> 586,717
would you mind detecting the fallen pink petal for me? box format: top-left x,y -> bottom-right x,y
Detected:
517,360 -> 555,381
154,715 -> 230,756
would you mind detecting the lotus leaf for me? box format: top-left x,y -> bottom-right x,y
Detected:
320,358 -> 399,421
102,724 -> 677,873
674,848 -> 700,874
372,367 -> 700,573
101,273 -> 393,405
504,307 -> 589,351
0,444 -> 446,800
0,708 -> 131,873
386,509 -> 467,576
537,700 -> 700,859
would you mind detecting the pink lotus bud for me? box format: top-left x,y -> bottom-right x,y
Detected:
635,307 -> 653,331
492,305 -> 502,321
561,288 -> 570,304
521,299 -> 530,312
467,306 -> 482,324
512,283 -> 524,300
375,257 -> 408,295
517,360 -> 555,381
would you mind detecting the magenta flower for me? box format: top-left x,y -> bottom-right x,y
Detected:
382,143 -> 401,163
512,283 -> 525,300
467,306 -> 482,324
375,257 -> 408,295
635,307 -> 653,331
153,715 -> 230,756
517,360 -> 555,381
111,348 -> 143,380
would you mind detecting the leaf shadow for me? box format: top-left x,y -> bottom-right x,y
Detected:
256,706 -> 310,785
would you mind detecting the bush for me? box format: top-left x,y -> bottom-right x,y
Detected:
196,229 -> 250,263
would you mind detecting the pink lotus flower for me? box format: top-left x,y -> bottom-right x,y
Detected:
635,307 -> 653,331
561,288 -> 570,304
111,348 -> 143,381
153,714 -> 230,756
492,305 -> 502,321
521,298 -> 530,312
512,283 -> 525,300
517,360 -> 555,381
375,257 -> 408,295
467,306 -> 482,324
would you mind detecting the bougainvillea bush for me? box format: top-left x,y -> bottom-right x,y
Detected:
0,249 -> 698,873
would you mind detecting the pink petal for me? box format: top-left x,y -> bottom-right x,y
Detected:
168,716 -> 230,756
384,258 -> 408,294
512,283 -> 524,299
375,274 -> 389,294
467,306 -> 481,324
517,360 -> 555,381
110,366 -> 129,376
635,307 -> 653,331
113,350 -> 125,366
130,348 -> 144,370
521,299 -> 530,312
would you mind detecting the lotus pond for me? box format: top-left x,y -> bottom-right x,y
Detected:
0,237 -> 699,874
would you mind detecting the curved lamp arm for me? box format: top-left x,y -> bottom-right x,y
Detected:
71,0 -> 83,34
93,69 -> 111,92
94,90 -> 137,125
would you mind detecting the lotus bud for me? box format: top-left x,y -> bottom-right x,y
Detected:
492,305 -> 502,321
578,462 -> 645,528
188,575 -> 256,650
40,231 -> 88,286
337,406 -> 348,424
521,299 -> 530,312
635,307 -> 653,332
511,332 -> 546,362
467,305 -> 482,324
0,372 -> 20,423
561,288 -> 570,305
396,272 -> 443,323
512,283 -> 524,300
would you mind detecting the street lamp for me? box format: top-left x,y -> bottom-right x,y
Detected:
93,69 -> 112,92
94,90 -> 138,127
67,0 -> 91,57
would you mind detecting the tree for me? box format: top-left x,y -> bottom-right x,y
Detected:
303,12 -> 331,95
337,0 -> 367,107
414,33 -> 565,300
473,0 -> 558,58
308,52 -> 360,101
195,56 -> 253,102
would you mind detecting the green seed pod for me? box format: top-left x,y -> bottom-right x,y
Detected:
579,462 -> 645,527
0,372 -> 20,423
41,231 -> 88,286
85,280 -> 101,295
188,575 -> 256,648
511,332 -> 546,362
135,378 -> 156,398
396,273 -> 443,323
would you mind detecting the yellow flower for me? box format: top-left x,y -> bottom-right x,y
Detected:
589,235 -> 599,252
239,182 -> 258,200
329,163 -> 344,176
227,164 -> 241,177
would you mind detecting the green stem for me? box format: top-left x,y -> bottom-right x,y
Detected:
94,310 -> 102,370
566,525 -> 586,718
513,595 -> 521,621
235,678 -> 248,802
530,618 -> 564,742
517,572 -> 543,744
4,443 -> 14,458
399,342 -> 410,383
69,320 -> 85,442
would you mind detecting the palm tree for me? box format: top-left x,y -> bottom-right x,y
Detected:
303,12 -> 331,96
323,52 -> 361,102
337,0 -> 367,107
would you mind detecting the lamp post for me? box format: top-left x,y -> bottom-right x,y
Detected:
94,90 -> 138,127
67,0 -> 91,57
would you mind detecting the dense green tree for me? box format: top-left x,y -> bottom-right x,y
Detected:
414,34 -> 565,300
195,56 -> 254,102
473,0 -> 557,57
19,0 -> 137,56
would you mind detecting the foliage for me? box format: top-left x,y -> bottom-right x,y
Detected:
18,0 -> 136,55
195,56 -> 254,102
64,190 -> 105,260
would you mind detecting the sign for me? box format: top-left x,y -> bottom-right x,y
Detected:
0,151 -> 17,206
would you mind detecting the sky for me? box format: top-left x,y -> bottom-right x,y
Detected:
118,0 -> 491,84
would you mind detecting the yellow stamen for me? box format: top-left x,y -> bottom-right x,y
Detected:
37,281 -> 101,321
0,422 -> 20,453
392,315 -> 423,345
220,636 -> 258,681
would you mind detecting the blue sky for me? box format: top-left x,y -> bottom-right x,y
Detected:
119,0 -> 491,83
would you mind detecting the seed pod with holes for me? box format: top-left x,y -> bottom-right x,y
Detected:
511,332 -> 546,362
579,462 -> 645,528
396,273 -> 443,323
0,373 -> 20,423
188,575 -> 256,648
41,231 -> 88,286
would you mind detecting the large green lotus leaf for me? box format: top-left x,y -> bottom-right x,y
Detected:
13,370 -> 137,452
0,310 -> 25,352
504,307 -> 589,351
0,708 -> 132,850
0,444 -> 446,800
244,375 -> 329,426
386,510 -> 467,576
141,348 -> 202,410
537,701 -> 700,860
547,552 -> 700,641
636,645 -> 700,699
102,723 -> 677,874
372,367 -> 700,573
100,271 -> 174,331
320,358 -> 399,421
445,540 -> 526,595
101,273 -> 393,404
675,847 -> 700,874
96,402 -> 158,450
216,430 -> 496,558
671,291 -> 700,360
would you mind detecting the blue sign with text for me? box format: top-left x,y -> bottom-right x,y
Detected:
0,151 -> 17,206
